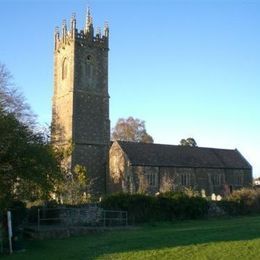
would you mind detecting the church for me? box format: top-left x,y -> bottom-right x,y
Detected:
51,10 -> 252,197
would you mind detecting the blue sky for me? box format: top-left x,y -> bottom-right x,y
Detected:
0,0 -> 259,177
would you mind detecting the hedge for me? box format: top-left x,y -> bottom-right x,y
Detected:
100,192 -> 209,223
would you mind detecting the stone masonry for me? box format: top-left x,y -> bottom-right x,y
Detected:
52,10 -> 110,196
52,10 -> 252,198
108,141 -> 252,196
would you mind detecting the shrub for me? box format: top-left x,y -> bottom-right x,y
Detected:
216,200 -> 240,216
101,193 -> 157,223
156,196 -> 175,220
208,202 -> 226,217
7,201 -> 27,229
45,200 -> 60,208
219,188 -> 260,215
101,192 -> 209,223
184,197 -> 209,219
157,192 -> 208,220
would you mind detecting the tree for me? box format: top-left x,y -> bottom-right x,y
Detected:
55,164 -> 95,204
0,62 -> 62,208
0,111 -> 63,208
111,117 -> 154,143
0,63 -> 36,126
53,143 -> 94,204
180,137 -> 197,147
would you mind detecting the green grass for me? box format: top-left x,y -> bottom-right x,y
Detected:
2,215 -> 260,259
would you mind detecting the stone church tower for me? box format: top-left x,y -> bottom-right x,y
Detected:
52,10 -> 110,195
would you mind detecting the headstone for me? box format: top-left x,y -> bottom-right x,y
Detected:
216,195 -> 222,201
211,193 -> 216,201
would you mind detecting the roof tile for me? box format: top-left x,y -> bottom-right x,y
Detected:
117,141 -> 251,169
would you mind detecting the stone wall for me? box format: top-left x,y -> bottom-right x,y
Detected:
108,142 -> 128,193
157,167 -> 252,196
108,142 -> 252,196
52,17 -> 110,196
72,37 -> 109,196
52,37 -> 75,147
60,205 -> 103,226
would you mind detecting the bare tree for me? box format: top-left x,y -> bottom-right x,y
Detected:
0,62 -> 36,126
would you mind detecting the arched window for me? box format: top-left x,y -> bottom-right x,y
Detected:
62,58 -> 68,80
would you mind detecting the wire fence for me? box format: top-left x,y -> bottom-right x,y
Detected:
0,206 -> 128,253
35,207 -> 128,231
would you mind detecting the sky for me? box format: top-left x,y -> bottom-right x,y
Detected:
0,0 -> 259,177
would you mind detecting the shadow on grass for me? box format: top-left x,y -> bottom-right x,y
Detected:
3,215 -> 260,259
78,215 -> 260,259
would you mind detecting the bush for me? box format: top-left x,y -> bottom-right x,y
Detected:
218,188 -> 260,215
158,193 -> 208,220
101,193 -> 157,223
101,192 -> 209,223
7,201 -> 27,229
216,200 -> 239,216
185,197 -> 209,219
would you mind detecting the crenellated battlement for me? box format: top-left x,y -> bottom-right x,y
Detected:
54,8 -> 109,51
52,7 -> 110,196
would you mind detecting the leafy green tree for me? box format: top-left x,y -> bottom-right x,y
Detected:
0,63 -> 62,208
112,117 -> 154,143
0,110 -> 63,208
180,138 -> 197,147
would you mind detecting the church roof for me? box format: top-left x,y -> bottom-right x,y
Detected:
117,141 -> 251,169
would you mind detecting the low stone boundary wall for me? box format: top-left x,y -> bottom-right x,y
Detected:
24,225 -> 135,240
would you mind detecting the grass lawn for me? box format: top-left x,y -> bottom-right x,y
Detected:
2,215 -> 260,259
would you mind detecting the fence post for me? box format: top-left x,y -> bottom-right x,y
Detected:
7,211 -> 12,254
0,229 -> 2,254
0,213 -> 3,254
37,208 -> 40,231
